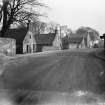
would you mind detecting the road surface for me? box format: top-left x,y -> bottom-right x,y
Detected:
0,48 -> 105,105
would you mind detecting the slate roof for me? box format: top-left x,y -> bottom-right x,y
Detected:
68,33 -> 89,47
2,27 -> 28,45
68,33 -> 84,44
69,37 -> 83,44
34,33 -> 56,45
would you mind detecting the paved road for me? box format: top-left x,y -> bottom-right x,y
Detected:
0,48 -> 105,105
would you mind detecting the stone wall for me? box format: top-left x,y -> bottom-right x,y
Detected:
0,38 -> 16,56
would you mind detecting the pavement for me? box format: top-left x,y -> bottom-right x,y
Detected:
0,48 -> 105,105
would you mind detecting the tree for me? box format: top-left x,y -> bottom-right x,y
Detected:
45,22 -> 58,33
0,0 -> 45,37
30,21 -> 47,34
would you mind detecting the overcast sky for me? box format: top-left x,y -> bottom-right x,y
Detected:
42,0 -> 105,34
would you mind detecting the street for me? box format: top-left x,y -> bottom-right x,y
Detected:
0,48 -> 105,105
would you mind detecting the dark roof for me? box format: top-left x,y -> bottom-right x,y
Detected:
68,33 -> 83,44
34,33 -> 56,45
69,37 -> 83,44
3,27 -> 28,45
68,33 -> 88,46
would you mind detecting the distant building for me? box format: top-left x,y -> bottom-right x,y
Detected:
68,36 -> 86,49
68,32 -> 94,49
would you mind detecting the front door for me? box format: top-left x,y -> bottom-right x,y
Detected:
27,45 -> 31,53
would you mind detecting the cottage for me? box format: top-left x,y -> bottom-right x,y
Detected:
68,32 -> 93,49
3,27 -> 28,54
69,36 -> 86,49
23,32 -> 56,53
23,23 -> 62,53
23,31 -> 62,53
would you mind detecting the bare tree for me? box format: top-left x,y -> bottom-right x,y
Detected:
44,22 -> 58,33
29,21 -> 47,34
0,0 -> 45,37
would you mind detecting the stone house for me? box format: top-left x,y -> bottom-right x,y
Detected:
68,36 -> 86,49
23,29 -> 62,53
0,23 -> 62,54
2,27 -> 28,54
23,22 -> 62,53
0,21 -> 63,55
68,32 -> 93,49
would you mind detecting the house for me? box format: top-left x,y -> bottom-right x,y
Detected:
3,27 -> 28,54
23,32 -> 56,53
0,22 -> 62,54
23,30 -> 62,53
1,26 -> 59,54
23,23 -> 62,53
69,36 -> 86,49
34,33 -> 57,52
68,32 -> 93,49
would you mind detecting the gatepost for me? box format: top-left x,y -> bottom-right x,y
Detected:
100,33 -> 105,50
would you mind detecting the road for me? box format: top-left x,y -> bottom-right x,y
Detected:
0,48 -> 105,105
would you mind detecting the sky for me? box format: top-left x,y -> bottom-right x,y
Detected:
0,0 -> 105,34
41,0 -> 105,34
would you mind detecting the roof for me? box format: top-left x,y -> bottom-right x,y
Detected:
0,28 -> 56,46
68,33 -> 84,44
1,27 -> 28,45
34,33 -> 56,45
69,37 -> 83,44
68,33 -> 88,46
